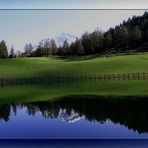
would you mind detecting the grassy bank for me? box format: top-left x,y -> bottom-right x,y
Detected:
0,52 -> 148,79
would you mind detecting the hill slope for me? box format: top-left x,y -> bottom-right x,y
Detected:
0,53 -> 148,79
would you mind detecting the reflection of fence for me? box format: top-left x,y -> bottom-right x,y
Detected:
0,72 -> 148,87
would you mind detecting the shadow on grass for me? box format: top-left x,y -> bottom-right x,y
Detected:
51,51 -> 144,62
53,54 -> 109,62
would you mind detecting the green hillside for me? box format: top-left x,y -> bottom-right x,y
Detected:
0,52 -> 148,79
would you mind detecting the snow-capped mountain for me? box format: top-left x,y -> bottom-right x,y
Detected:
58,109 -> 85,123
55,27 -> 102,46
94,27 -> 103,33
33,27 -> 103,49
56,33 -> 77,46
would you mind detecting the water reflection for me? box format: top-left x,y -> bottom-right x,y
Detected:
0,95 -> 148,134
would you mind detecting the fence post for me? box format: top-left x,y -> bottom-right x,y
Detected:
123,73 -> 125,80
94,75 -> 96,81
103,74 -> 105,81
113,74 -> 115,81
127,74 -> 129,80
143,72 -> 145,80
84,75 -> 86,82
118,74 -> 120,80
133,73 -> 134,80
1,78 -> 3,87
137,73 -> 139,80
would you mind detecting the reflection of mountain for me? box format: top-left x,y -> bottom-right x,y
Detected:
1,95 -> 148,134
58,109 -> 84,123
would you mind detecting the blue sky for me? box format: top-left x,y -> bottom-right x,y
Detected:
0,0 -> 148,9
0,10 -> 146,51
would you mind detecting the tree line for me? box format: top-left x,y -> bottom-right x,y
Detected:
28,11 -> 148,57
1,11 -> 148,58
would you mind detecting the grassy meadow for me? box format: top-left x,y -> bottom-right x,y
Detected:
0,52 -> 148,79
0,52 -> 148,103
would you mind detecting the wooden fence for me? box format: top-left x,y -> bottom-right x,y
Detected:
0,72 -> 148,87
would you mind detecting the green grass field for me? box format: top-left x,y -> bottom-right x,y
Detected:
0,52 -> 148,103
0,52 -> 148,79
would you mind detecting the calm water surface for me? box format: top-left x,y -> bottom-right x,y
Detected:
0,97 -> 148,139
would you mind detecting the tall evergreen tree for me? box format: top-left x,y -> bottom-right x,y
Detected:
105,32 -> 113,49
50,39 -> 58,55
62,40 -> 70,55
35,45 -> 42,57
9,45 -> 15,58
70,42 -> 76,55
0,40 -> 8,58
75,38 -> 85,55
91,31 -> 103,53
24,43 -> 33,57
81,32 -> 92,54
131,26 -> 142,44
44,39 -> 51,57
120,26 -> 129,46
112,27 -> 121,47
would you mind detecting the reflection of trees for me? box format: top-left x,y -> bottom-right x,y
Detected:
25,101 -> 61,119
0,104 -> 11,121
1,96 -> 148,134
22,97 -> 148,134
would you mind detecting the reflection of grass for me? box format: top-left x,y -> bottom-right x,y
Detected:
0,52 -> 148,79
0,80 -> 148,104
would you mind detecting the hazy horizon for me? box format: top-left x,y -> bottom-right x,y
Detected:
0,10 -> 146,51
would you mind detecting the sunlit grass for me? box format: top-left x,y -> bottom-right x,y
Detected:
0,53 -> 148,79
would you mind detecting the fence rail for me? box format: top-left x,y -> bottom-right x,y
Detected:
0,72 -> 148,87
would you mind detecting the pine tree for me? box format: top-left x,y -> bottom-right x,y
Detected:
35,45 -> 42,57
105,32 -> 112,49
62,40 -> 70,55
120,26 -> 129,46
132,26 -> 142,43
75,38 -> 85,55
88,31 -> 104,53
0,40 -> 8,58
9,45 -> 15,58
81,32 -> 92,54
24,43 -> 33,57
44,39 -> 51,56
50,39 -> 58,55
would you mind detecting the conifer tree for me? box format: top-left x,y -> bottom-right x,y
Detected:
9,45 -> 15,58
0,40 -> 8,58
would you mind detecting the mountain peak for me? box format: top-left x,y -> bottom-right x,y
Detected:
56,33 -> 77,46
94,27 -> 102,32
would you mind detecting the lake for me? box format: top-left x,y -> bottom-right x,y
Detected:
0,95 -> 148,139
